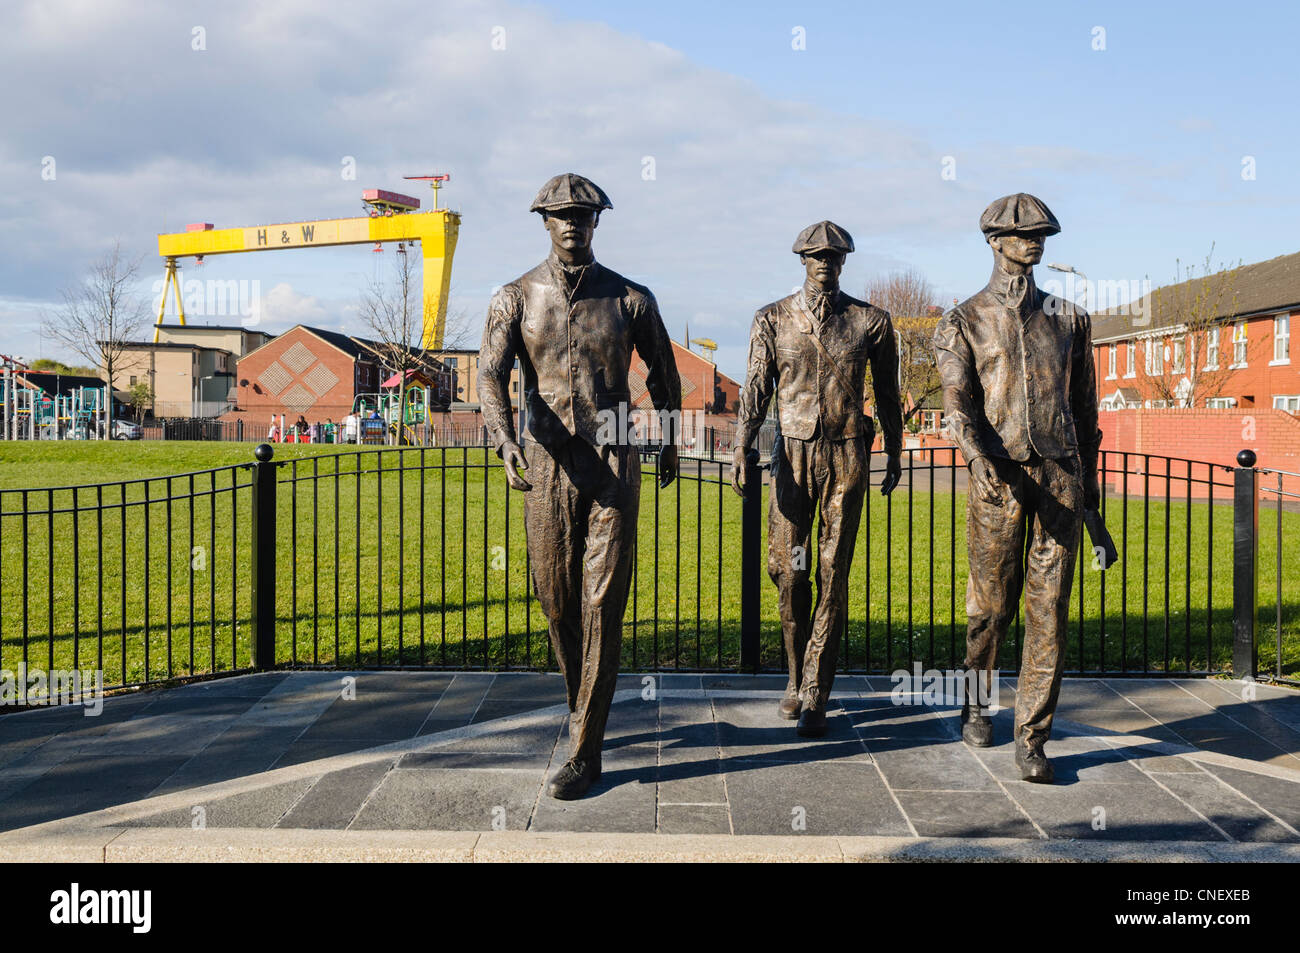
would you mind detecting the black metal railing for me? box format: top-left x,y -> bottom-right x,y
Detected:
2,441 -> 1294,704
0,464 -> 256,695
1249,457 -> 1300,685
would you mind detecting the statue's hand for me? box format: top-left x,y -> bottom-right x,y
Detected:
658,444 -> 678,489
880,454 -> 902,495
969,456 -> 1004,506
730,446 -> 748,498
1083,471 -> 1102,512
500,440 -> 532,492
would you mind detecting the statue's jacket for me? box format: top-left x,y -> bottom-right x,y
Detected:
479,255 -> 681,452
933,274 -> 1101,466
737,288 -> 904,455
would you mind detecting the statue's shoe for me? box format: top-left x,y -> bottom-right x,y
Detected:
796,706 -> 828,738
960,702 -> 994,748
546,758 -> 601,800
778,686 -> 802,721
1015,742 -> 1055,783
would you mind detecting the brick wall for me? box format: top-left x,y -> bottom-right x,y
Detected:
1099,407 -> 1300,498
235,326 -> 358,424
867,409 -> 1300,501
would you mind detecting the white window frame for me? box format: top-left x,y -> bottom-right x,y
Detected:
1125,341 -> 1136,378
1205,328 -> 1219,370
1107,345 -> 1117,379
1205,397 -> 1237,409
1232,321 -> 1248,367
1273,395 -> 1300,413
1172,337 -> 1186,374
1145,339 -> 1163,376
1272,314 -> 1291,365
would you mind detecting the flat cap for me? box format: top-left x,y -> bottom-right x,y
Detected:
979,193 -> 1060,237
792,220 -> 854,256
530,173 -> 613,214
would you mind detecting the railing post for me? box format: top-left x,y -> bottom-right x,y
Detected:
250,443 -> 278,670
740,449 -> 761,673
1232,449 -> 1258,679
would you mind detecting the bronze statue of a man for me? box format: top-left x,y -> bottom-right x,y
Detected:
933,193 -> 1102,783
478,173 -> 681,799
733,221 -> 903,737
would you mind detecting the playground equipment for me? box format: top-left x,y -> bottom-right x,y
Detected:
352,382 -> 429,445
0,362 -> 108,440
154,176 -> 460,349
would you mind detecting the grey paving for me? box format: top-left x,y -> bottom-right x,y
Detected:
657,803 -> 732,835
277,761 -> 398,829
349,768 -> 539,831
0,670 -> 1296,855
126,778 -> 316,829
893,791 -> 1038,838
726,761 -> 911,836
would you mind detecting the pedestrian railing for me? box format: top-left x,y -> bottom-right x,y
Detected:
1248,457 -> 1300,685
1,442 -> 1292,703
0,464 -> 256,693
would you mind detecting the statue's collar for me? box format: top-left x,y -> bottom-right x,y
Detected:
799,280 -> 840,312
548,251 -> 596,281
986,263 -> 1038,311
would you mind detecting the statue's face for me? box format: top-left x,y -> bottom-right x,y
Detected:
543,207 -> 597,254
989,232 -> 1046,267
801,250 -> 844,286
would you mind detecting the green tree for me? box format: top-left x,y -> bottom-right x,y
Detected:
128,381 -> 154,422
29,358 -> 99,376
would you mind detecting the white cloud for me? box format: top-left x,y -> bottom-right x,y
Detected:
0,0 -> 1127,377
257,282 -> 331,332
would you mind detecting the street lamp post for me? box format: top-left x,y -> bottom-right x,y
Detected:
1047,262 -> 1088,311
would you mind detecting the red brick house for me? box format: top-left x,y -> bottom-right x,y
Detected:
1091,250 -> 1300,488
629,338 -> 739,415
1093,250 -> 1300,413
229,325 -> 452,426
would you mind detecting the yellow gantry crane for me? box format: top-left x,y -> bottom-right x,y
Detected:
690,337 -> 718,362
154,175 -> 460,349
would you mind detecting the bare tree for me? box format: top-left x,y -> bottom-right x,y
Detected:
43,241 -> 148,436
864,268 -> 942,429
1145,247 -> 1247,407
358,244 -> 426,444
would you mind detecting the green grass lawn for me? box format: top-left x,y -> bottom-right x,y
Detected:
1,440 -> 1296,693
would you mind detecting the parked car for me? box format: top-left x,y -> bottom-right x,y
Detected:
111,419 -> 143,440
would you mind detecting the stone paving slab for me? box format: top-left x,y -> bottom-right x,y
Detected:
0,671 -> 1296,859
350,767 -> 539,831
126,778 -> 317,829
725,760 -> 911,837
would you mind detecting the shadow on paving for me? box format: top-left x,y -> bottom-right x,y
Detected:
0,671 -> 1295,842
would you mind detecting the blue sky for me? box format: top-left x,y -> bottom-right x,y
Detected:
1,0 -> 1295,379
